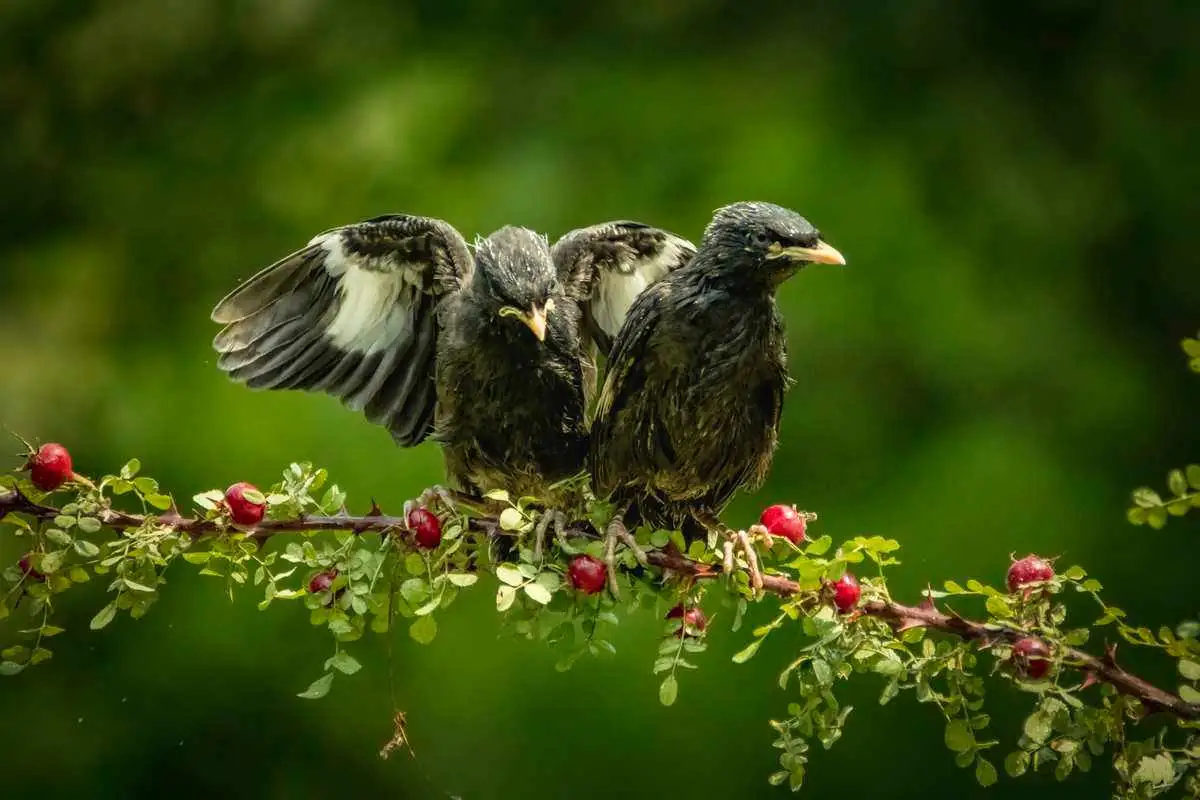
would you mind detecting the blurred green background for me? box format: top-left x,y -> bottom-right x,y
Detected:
2,1 -> 1198,798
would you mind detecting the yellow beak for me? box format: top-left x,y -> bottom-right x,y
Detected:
520,307 -> 547,342
775,240 -> 846,266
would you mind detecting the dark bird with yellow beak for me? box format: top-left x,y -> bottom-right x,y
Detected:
590,201 -> 845,582
210,214 -> 693,513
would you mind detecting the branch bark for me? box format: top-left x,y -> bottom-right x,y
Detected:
3,485 -> 1198,721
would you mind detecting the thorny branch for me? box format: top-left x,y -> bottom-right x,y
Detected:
3,485 -> 1198,722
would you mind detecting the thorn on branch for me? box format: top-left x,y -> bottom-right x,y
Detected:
918,585 -> 937,612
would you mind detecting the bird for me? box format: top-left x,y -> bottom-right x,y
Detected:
589,201 -> 845,584
209,213 -> 693,548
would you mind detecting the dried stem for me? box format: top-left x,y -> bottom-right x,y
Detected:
2,485 -> 1198,721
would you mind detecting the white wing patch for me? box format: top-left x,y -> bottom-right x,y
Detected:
320,235 -> 425,354
591,238 -> 689,341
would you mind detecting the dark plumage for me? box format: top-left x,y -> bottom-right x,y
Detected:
435,226 -> 588,496
210,213 -> 693,500
590,201 -> 845,537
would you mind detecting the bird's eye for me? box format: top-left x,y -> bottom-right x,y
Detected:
751,230 -> 772,247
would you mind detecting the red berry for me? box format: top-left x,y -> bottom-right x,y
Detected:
567,555 -> 607,595
406,507 -> 442,549
18,554 -> 45,582
224,482 -> 266,526
1012,636 -> 1052,679
28,443 -> 73,492
829,572 -> 861,613
666,604 -> 707,637
1007,554 -> 1055,594
759,504 -> 808,543
307,569 -> 338,594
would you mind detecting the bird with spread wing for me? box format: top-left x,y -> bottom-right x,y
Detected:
210,213 -> 693,551
590,202 -> 845,591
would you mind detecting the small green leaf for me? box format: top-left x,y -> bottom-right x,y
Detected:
73,539 -> 101,558
120,458 -> 141,479
974,758 -> 997,788
1023,712 -> 1051,744
535,571 -> 561,592
985,595 -> 1012,619
1186,464 -> 1200,490
182,552 -> 211,564
45,528 -> 72,546
943,580 -> 965,594
805,535 -> 832,556
1167,469 -> 1189,497
483,489 -> 510,502
1132,753 -> 1175,786
39,551 -> 64,574
658,674 -> 678,706
1178,659 -> 1200,681
731,640 -> 761,664
498,507 -> 525,531
123,579 -> 156,593
495,585 -> 516,612
649,529 -> 670,548
193,490 -> 224,511
944,719 -> 974,753
446,573 -> 478,588
0,661 -> 25,676
404,553 -> 425,576
1132,487 -> 1163,508
90,603 -> 117,630
496,564 -> 524,587
1180,685 -> 1200,704
77,517 -> 102,534
811,658 -> 832,687
523,582 -> 553,605
327,652 -> 362,675
1005,751 -> 1029,777
297,672 -> 334,699
147,494 -> 173,510
409,615 -> 437,645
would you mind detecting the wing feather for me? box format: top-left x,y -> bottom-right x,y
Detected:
551,221 -> 695,356
210,214 -> 472,445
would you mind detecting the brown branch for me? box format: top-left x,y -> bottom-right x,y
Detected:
4,485 -> 1198,721
648,551 -> 1200,721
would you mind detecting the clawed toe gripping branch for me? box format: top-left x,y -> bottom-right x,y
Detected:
4,334 -> 1200,800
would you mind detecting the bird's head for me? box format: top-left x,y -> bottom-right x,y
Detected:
473,226 -> 560,342
702,201 -> 845,285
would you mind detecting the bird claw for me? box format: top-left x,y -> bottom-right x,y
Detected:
725,528 -> 765,597
532,509 -> 566,561
417,485 -> 457,514
602,511 -> 647,599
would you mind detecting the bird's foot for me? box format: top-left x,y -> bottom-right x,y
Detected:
602,512 -> 647,598
404,484 -> 457,518
722,526 -> 766,597
531,509 -> 567,562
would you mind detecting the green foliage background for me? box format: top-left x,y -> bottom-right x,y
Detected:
1,2 -> 1198,797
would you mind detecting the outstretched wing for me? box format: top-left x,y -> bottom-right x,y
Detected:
551,221 -> 695,356
210,214 -> 472,446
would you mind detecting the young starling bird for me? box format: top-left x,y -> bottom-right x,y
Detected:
210,214 -> 692,528
590,201 -> 845,576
